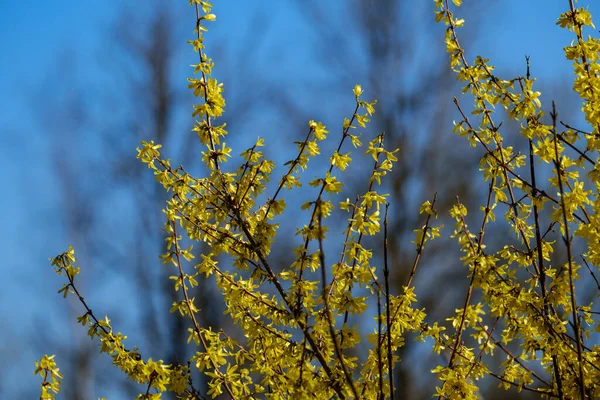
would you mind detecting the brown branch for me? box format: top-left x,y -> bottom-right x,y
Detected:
581,256 -> 600,292
551,101 -> 586,398
558,133 -> 595,166
376,282 -> 384,400
406,193 -> 438,288
296,104 -> 361,316
443,178 -> 494,384
383,203 -> 394,400
317,200 -> 360,399
171,221 -> 236,399
529,133 -> 564,398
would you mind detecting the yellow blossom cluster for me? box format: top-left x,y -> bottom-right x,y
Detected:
38,1 -> 600,399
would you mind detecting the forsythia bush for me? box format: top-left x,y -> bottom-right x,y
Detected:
38,0 -> 600,398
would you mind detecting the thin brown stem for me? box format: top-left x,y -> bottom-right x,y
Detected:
171,221 -> 236,399
551,101 -> 586,398
557,133 -> 595,166
445,182 -> 494,375
383,203 -> 394,400
581,256 -> 600,291
406,193 -> 438,288
317,200 -> 360,399
376,284 -> 384,400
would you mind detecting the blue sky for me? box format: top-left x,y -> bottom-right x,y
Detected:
1,0 -> 599,397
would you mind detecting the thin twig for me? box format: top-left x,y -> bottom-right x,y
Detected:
406,193 -> 438,288
444,180 -> 494,381
527,96 -> 564,397
376,285 -> 384,400
383,203 -> 394,400
551,101 -> 586,398
581,256 -> 600,291
557,134 -> 595,166
317,200 -> 360,399
171,221 -> 237,398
